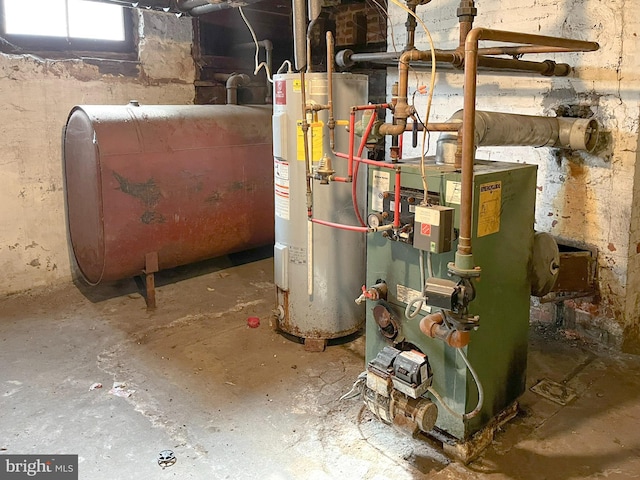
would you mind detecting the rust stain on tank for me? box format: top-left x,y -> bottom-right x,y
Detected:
64,104 -> 274,284
113,172 -> 162,208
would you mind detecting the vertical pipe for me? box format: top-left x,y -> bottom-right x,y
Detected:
300,71 -> 312,216
348,110 -> 356,179
326,31 -> 336,150
292,0 -> 307,70
457,0 -> 477,48
405,4 -> 417,51
458,43 -> 478,260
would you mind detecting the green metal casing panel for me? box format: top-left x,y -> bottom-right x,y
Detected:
366,159 -> 537,440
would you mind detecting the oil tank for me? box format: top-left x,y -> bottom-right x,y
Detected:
64,103 -> 274,284
272,73 -> 368,345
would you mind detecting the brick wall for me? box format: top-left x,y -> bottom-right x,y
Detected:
334,1 -> 386,47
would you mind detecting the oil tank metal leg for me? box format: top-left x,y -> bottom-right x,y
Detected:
143,252 -> 159,310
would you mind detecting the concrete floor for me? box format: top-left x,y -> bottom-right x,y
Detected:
1,250 -> 639,479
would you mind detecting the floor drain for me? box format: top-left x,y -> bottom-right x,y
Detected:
530,378 -> 577,406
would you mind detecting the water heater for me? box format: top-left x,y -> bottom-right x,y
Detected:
272,72 -> 368,350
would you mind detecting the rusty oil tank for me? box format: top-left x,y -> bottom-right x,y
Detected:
63,103 -> 274,284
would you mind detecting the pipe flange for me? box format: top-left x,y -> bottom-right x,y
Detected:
447,262 -> 482,278
335,49 -> 354,69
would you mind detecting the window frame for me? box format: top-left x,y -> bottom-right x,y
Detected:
0,0 -> 135,54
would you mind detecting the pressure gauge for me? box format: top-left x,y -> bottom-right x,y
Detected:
367,213 -> 385,229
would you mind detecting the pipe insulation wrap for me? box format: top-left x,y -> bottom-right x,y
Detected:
435,110 -> 599,164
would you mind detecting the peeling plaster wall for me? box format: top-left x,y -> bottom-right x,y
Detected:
0,10 -> 195,295
386,0 -> 640,349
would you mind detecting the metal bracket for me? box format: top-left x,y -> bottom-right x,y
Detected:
142,251 -> 159,310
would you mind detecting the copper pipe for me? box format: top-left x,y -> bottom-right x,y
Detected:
354,103 -> 389,111
405,122 -> 463,132
477,45 -> 595,56
379,49 -> 459,137
300,70 -> 312,216
478,55 -> 570,76
405,4 -> 417,51
419,311 -> 471,348
457,0 -> 477,49
457,27 -> 600,265
326,31 -> 336,150
335,151 -> 396,169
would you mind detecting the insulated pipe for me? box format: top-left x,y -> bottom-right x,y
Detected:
225,73 -> 250,105
435,110 -> 599,164
177,0 -> 210,10
456,28 -> 600,268
189,2 -> 235,15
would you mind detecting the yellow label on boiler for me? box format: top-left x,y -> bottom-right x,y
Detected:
296,121 -> 324,162
477,181 -> 502,237
293,79 -> 302,92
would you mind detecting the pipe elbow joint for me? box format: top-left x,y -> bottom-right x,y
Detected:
420,311 -> 471,348
379,120 -> 407,136
226,73 -> 251,89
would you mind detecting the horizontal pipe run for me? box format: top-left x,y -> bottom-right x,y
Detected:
405,122 -> 463,132
177,0 -> 209,10
334,151 -> 398,169
435,110 -> 599,164
352,103 -> 390,111
478,55 -> 570,76
476,45 -> 594,56
457,27 -> 600,264
468,28 -> 600,51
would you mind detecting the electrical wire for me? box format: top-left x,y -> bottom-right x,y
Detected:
339,371 -> 368,401
277,60 -> 293,74
427,346 -> 484,421
405,248 -> 427,320
367,0 -> 399,54
239,6 -> 273,83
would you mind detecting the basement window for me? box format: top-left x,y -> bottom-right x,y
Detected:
0,0 -> 133,53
